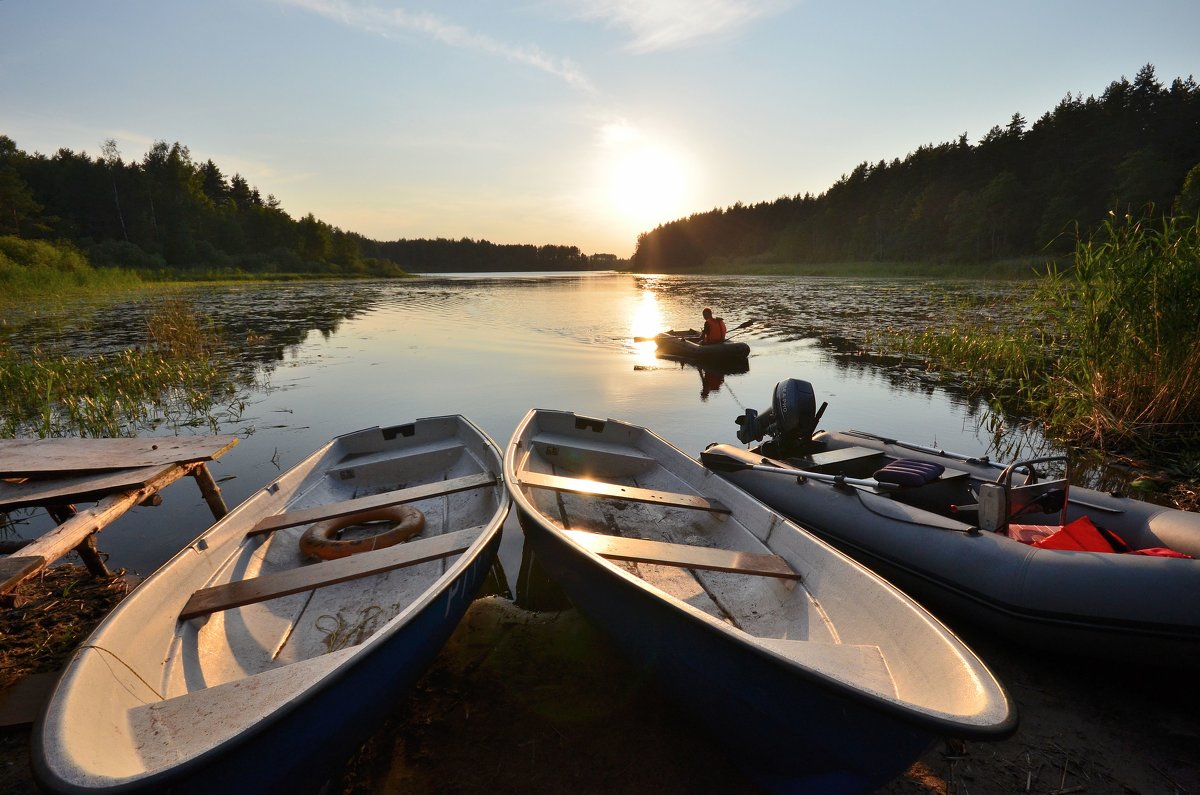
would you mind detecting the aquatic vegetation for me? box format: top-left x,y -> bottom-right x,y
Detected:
0,296 -> 252,438
880,212 -> 1200,453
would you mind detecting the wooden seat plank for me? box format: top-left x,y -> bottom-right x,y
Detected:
247,472 -> 497,537
564,530 -> 798,579
180,526 -> 486,620
518,471 -> 729,514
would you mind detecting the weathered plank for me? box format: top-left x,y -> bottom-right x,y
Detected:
564,530 -> 798,579
179,526 -> 486,620
0,464 -> 199,596
0,435 -> 239,477
0,465 -> 164,511
0,556 -> 47,591
247,471 -> 496,537
518,471 -> 729,514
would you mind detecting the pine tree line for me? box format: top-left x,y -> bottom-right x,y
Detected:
0,138 -> 609,276
632,65 -> 1200,272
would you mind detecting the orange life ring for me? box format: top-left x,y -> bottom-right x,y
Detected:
298,504 -> 425,561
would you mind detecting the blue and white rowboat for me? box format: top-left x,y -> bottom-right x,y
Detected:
504,408 -> 1015,795
35,417 -> 509,794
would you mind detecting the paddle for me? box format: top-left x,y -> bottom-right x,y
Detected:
632,319 -> 755,343
723,320 -> 761,341
842,430 -> 1000,469
699,448 -> 896,490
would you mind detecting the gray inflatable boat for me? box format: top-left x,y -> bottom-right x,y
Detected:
702,379 -> 1200,666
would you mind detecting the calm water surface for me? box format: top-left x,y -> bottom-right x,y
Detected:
11,272 -> 1037,578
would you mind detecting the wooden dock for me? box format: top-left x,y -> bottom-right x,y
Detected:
0,435 -> 239,600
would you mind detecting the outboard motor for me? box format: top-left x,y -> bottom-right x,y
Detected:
734,379 -> 825,445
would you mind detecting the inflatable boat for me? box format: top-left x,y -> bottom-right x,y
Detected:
653,329 -> 750,363
702,379 -> 1200,666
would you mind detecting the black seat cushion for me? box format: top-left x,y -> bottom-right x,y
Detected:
873,459 -> 946,487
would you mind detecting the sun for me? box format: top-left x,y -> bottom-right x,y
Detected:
598,123 -> 692,230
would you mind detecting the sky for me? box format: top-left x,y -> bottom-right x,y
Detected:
2,1 -> 1198,257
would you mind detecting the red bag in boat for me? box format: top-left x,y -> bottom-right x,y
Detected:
1130,547 -> 1194,558
1032,515 -> 1120,552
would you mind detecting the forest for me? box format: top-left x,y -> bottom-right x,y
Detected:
631,64 -> 1200,272
0,136 -> 608,277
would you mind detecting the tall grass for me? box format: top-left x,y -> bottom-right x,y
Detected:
0,296 -> 250,438
884,212 -> 1200,453
0,236 -> 145,300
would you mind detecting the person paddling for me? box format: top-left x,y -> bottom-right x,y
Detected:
698,307 -> 727,345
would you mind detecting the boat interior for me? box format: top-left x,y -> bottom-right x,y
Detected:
172,433 -> 500,692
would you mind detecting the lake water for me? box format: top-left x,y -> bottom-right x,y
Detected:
7,272 -> 1038,579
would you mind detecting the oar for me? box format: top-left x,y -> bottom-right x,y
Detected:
723,319 -> 760,340
841,429 -> 1001,469
699,448 -> 896,490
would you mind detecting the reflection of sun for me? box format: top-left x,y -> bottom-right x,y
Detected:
629,291 -> 664,338
628,291 -> 664,365
599,122 -> 691,231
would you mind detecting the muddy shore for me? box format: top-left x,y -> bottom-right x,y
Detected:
4,571 -> 1198,795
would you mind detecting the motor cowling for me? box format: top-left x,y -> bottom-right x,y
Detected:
735,379 -> 820,444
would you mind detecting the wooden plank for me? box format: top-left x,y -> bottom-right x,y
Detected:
180,526 -> 486,620
564,530 -> 798,579
0,556 -> 47,589
0,465 -> 168,511
0,464 -> 196,596
518,471 -> 729,514
797,446 -> 885,471
0,435 -> 239,477
247,471 -> 497,537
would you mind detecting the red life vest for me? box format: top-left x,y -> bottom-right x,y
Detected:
702,316 -> 727,344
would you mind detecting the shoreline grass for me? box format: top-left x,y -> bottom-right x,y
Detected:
0,295 -> 253,438
628,256 -> 1061,279
876,212 -> 1200,456
0,236 -> 416,306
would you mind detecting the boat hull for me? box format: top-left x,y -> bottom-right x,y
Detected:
517,509 -> 933,794
507,409 -> 1014,794
705,432 -> 1200,665
35,417 -> 509,794
654,331 -> 750,362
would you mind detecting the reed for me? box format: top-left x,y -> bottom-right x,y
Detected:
0,297 -> 250,438
881,212 -> 1200,452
